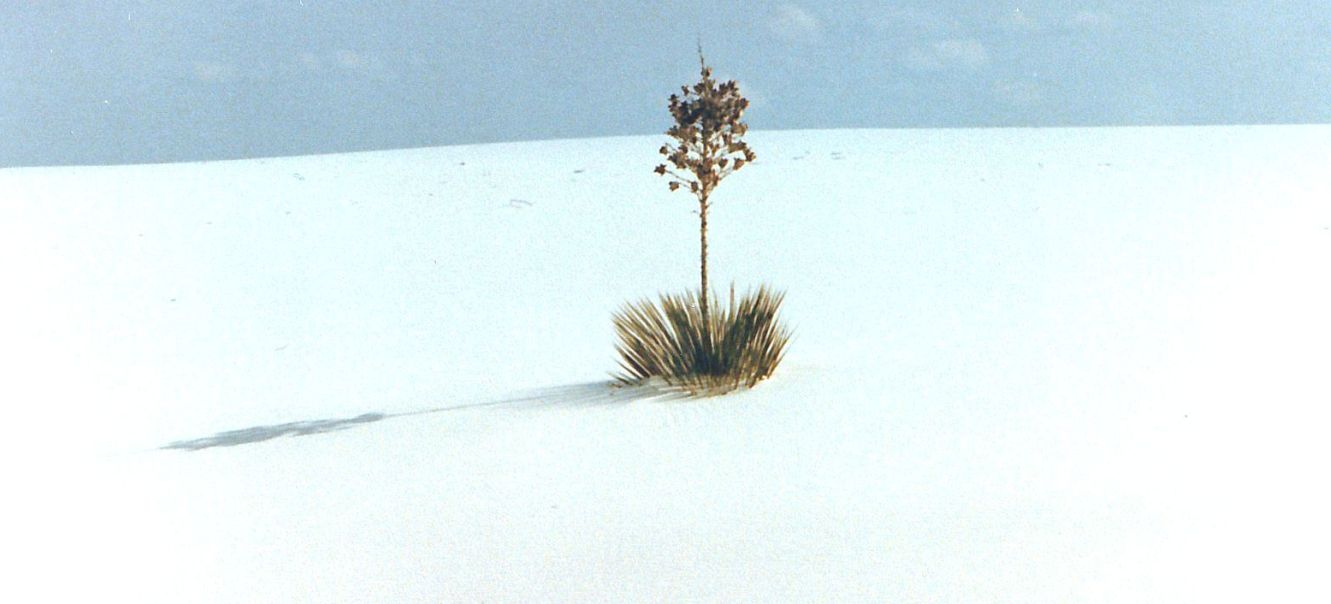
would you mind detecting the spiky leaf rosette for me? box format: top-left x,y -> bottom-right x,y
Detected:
612,285 -> 791,395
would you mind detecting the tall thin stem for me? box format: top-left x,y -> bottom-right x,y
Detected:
699,193 -> 710,331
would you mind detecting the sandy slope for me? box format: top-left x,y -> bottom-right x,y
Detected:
2,126 -> 1329,602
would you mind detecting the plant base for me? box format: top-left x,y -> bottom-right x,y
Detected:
612,285 -> 791,396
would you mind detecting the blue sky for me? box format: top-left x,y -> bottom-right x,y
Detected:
3,1 -> 1329,166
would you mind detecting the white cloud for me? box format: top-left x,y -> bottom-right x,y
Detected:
192,60 -> 239,83
994,80 -> 1043,105
998,7 -> 1039,32
872,7 -> 962,36
197,50 -> 390,85
907,39 -> 990,71
330,50 -> 395,80
299,52 -> 322,71
1068,10 -> 1113,31
334,50 -> 370,70
768,4 -> 820,42
1308,40 -> 1331,76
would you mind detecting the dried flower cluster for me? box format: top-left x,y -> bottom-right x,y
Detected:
654,52 -> 755,320
654,58 -> 756,202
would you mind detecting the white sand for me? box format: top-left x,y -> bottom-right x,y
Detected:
2,125 -> 1329,602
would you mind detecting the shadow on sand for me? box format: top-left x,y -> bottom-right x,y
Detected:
161,380 -> 687,452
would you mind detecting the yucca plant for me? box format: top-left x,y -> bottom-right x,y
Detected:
613,285 -> 791,395
614,49 -> 789,395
